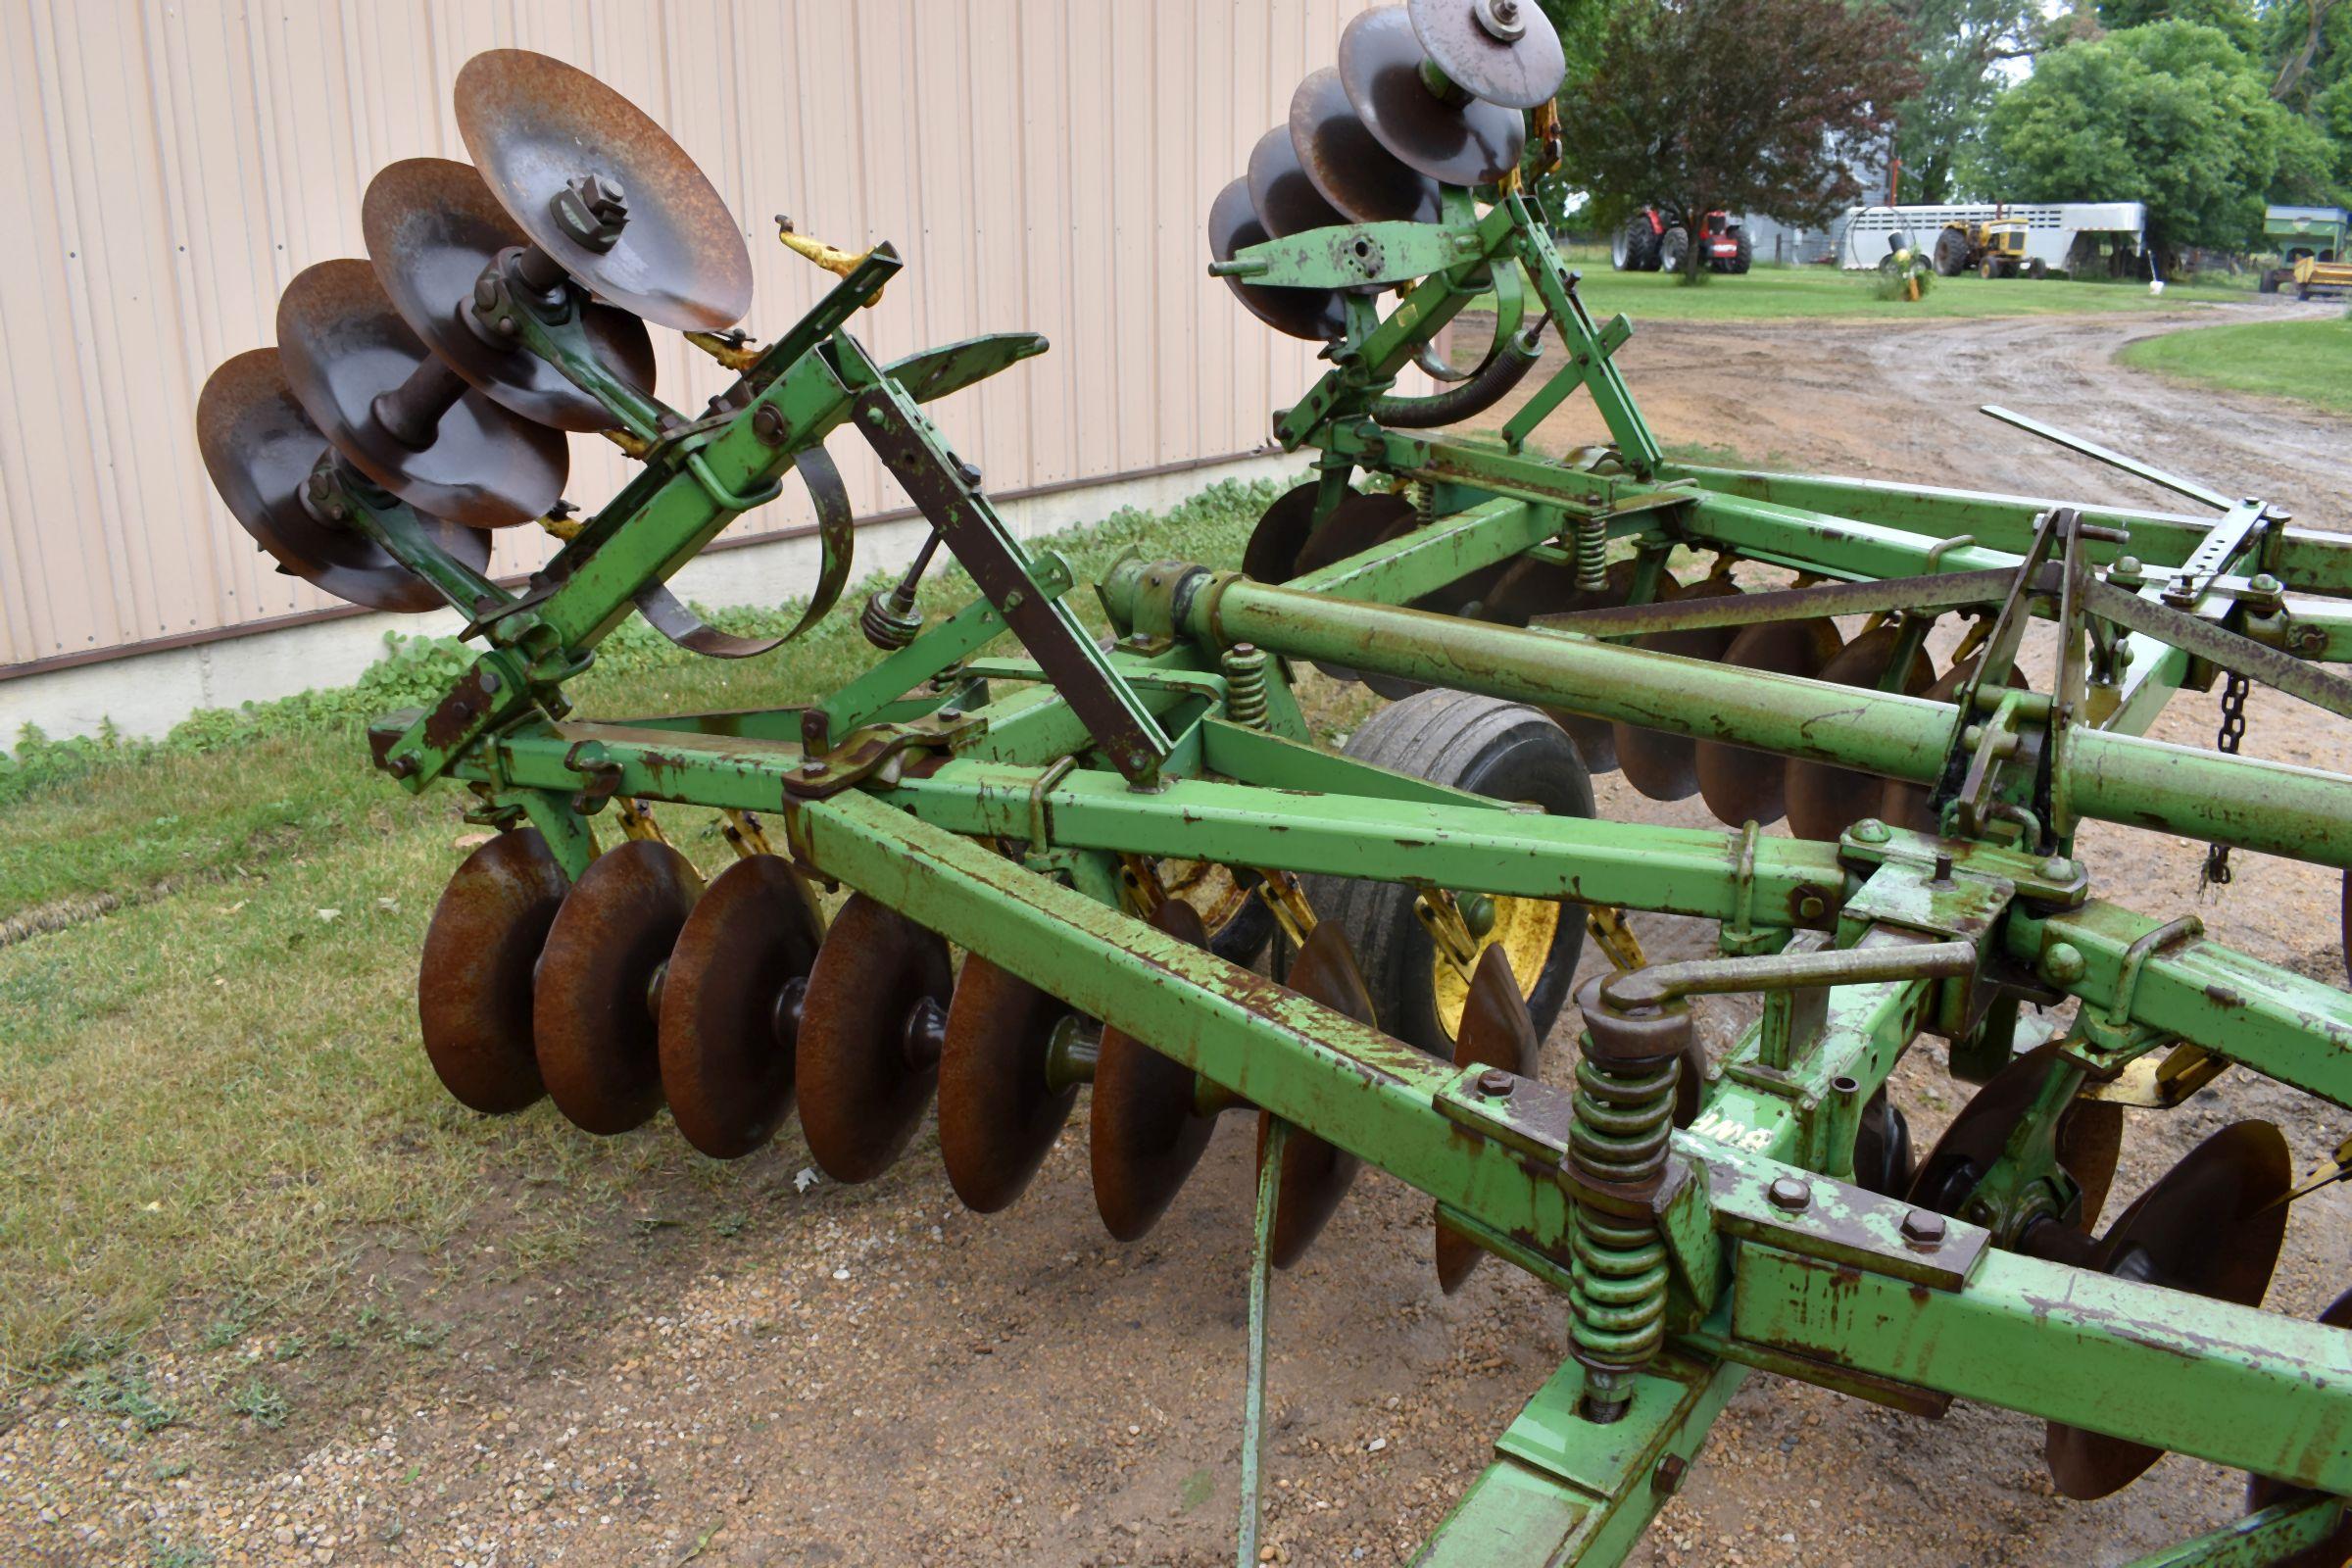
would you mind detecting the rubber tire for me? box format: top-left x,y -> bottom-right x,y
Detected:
1659,226 -> 1690,274
1933,227 -> 1970,276
1730,231 -> 1751,273
2259,270 -> 2279,294
1614,216 -> 1661,272
1300,691 -> 1592,1059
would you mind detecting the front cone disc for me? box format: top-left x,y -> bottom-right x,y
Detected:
455,49 -> 754,330
1437,945 -> 1539,1293
1244,480 -> 1339,584
1261,922 -> 1376,1268
2046,1120 -> 2291,1499
796,894 -> 954,1183
276,259 -> 568,528
939,956 -> 1083,1213
2245,1287 -> 2352,1564
1481,558 -> 1637,772
1784,624 -> 1935,841
533,838 -> 701,1135
417,828 -> 569,1113
197,350 -> 490,611
1209,178 -> 1347,343
1906,1043 -> 2124,1228
362,157 -> 658,432
1338,6 -> 1526,186
1408,0 -> 1569,110
1290,66 -> 1442,224
1694,616 -> 1844,827
1092,901 -> 1221,1242
1613,576 -> 1741,803
657,854 -> 824,1159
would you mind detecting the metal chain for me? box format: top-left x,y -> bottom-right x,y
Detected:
2200,671 -> 2251,889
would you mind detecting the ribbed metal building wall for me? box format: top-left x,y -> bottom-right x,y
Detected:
0,0 -> 1380,675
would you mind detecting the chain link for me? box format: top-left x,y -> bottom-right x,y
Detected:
2200,671 -> 2250,889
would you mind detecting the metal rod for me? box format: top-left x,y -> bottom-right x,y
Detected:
1601,940 -> 1979,1011
1238,1117 -> 1287,1567
1980,405 -> 2237,514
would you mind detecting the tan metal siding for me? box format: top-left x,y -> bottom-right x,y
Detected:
0,0 -> 1383,671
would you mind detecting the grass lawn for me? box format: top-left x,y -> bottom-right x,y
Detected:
0,481 -> 1348,1387
1479,260 -> 2251,321
2117,314 -> 2352,416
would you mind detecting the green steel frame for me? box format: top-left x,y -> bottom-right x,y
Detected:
350,186 -> 2352,1566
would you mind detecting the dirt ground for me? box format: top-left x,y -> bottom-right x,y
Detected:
11,299 -> 2352,1568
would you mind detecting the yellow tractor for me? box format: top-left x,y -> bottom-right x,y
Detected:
1932,217 -> 2040,278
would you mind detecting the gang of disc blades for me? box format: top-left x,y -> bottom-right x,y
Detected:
1437,945 -> 1538,1293
275,260 -> 568,529
1338,5 -> 1526,187
1693,615 -> 1844,827
416,828 -> 568,1114
1612,576 -> 1741,803
1408,0 -> 1568,110
454,49 -> 753,330
657,854 -> 824,1159
1481,557 -> 1636,773
795,894 -> 954,1184
362,157 -> 658,432
2046,1120 -> 2290,1500
938,956 -> 1085,1213
197,348 -> 489,611
1091,900 -> 1223,1242
1244,479 -> 1341,583
532,838 -> 701,1135
1290,66 -> 1443,224
1782,624 -> 1935,841
1247,124 -> 1353,240
1208,177 -> 1347,342
1260,921 -> 1376,1268
1905,1043 -> 2123,1229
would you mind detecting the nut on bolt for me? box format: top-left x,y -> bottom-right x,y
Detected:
1767,1176 -> 1811,1212
1476,1067 -> 1515,1098
1900,1209 -> 1947,1249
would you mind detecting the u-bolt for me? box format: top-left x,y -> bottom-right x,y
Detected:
1565,975 -> 1687,1423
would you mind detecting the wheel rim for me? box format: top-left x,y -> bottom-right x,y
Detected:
1431,893 -> 1560,1042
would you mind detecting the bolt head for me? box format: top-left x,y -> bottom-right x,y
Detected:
2040,940 -> 2087,986
800,760 -> 826,777
1767,1176 -> 1811,1212
1900,1208 -> 1947,1248
936,706 -> 963,721
1476,1067 -> 1515,1098
1850,818 -> 1890,845
2250,572 -> 2282,596
2038,856 -> 2075,882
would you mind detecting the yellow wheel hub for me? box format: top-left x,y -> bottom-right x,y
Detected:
1432,895 -> 1560,1041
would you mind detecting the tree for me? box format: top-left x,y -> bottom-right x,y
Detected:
2097,0 -> 2261,54
1559,0 -> 1922,278
1886,0 -> 2040,203
1972,22 -> 2315,259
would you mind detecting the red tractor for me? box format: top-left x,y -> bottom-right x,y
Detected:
1612,206 -> 1752,273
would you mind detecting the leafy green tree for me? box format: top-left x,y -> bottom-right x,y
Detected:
1561,0 -> 1921,277
1886,0 -> 2040,202
1973,22 -> 2314,255
2096,0 -> 2260,54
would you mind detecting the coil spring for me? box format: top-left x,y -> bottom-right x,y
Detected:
860,583 -> 923,651
1568,1050 -> 1678,1416
1404,479 -> 1436,527
1572,514 -> 1608,594
1221,643 -> 1269,729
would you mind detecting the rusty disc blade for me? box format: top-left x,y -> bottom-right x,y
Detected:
532,838 -> 700,1135
1260,922 -> 1376,1269
1882,654 -> 2012,833
1694,616 -> 1844,827
1849,1089 -> 1915,1198
938,956 -> 1084,1213
2245,1287 -> 2352,1564
1248,124 -> 1351,239
455,49 -> 753,330
1091,900 -> 1221,1242
197,349 -> 490,611
276,260 -> 568,529
363,157 -> 658,433
1906,1043 -> 2123,1228
2047,1120 -> 2290,1500
1480,558 -> 1636,773
1407,0 -> 1568,109
1296,493 -> 1421,692
1614,576 -> 1741,803
1338,5 -> 1526,187
416,828 -> 568,1114
1437,945 -> 1539,1293
1209,177 -> 1347,343
657,854 -> 823,1159
1290,66 -> 1442,224
1783,624 -> 1935,841
1244,479 -> 1338,584
796,893 -> 954,1183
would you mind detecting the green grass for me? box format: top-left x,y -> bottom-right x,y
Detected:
2118,315 -> 2352,416
0,479 -> 1291,1385
1476,262 -> 2249,321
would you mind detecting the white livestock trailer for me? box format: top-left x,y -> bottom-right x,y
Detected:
1831,203 -> 2147,275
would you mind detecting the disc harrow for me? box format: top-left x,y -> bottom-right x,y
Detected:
195,20 -> 2352,1565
